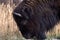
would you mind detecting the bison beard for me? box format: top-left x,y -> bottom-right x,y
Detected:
13,0 -> 60,40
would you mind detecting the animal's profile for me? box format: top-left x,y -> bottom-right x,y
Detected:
13,0 -> 60,40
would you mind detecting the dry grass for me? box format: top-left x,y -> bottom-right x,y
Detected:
0,3 -> 16,35
46,22 -> 60,39
0,3 -> 60,40
0,3 -> 26,40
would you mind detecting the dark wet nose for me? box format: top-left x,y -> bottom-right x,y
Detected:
22,33 -> 35,39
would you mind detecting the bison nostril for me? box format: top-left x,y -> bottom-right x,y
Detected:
23,33 -> 33,39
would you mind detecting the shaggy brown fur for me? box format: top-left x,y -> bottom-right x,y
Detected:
13,0 -> 60,40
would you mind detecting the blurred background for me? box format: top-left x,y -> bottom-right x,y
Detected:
0,0 -> 60,40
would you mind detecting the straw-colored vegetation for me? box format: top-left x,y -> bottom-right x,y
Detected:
0,3 -> 60,40
47,22 -> 60,39
0,3 -> 26,40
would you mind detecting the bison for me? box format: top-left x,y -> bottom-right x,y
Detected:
13,0 -> 60,40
